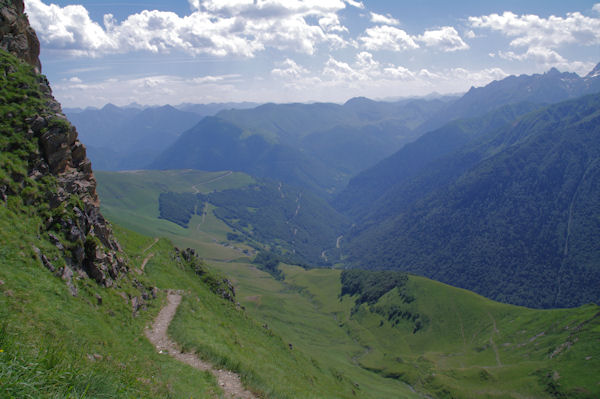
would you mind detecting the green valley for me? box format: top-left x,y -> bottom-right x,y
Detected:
2,2 -> 600,397
95,168 -> 600,399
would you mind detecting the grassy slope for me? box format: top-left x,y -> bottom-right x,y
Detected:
96,170 -> 421,397
1,201 -> 379,398
96,169 -> 600,398
96,170 -> 256,260
0,205 -> 221,398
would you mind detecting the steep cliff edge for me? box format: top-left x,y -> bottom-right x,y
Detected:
0,0 -> 126,289
0,0 -> 40,72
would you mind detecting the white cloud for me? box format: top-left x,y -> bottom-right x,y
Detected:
359,25 -> 419,51
383,65 -> 415,80
469,10 -> 599,76
359,24 -> 469,53
464,30 -> 477,39
52,56 -> 511,107
370,12 -> 400,26
469,11 -> 600,49
343,0 -> 364,9
417,26 -> 469,51
25,0 -> 353,57
355,51 -> 379,70
25,0 -> 117,56
448,67 -> 507,84
498,47 -> 595,75
323,56 -> 365,81
271,58 -> 309,79
418,69 -> 439,79
192,74 -> 241,84
592,3 -> 600,13
52,73 -> 245,107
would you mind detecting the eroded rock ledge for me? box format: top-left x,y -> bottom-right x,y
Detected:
1,0 -> 127,288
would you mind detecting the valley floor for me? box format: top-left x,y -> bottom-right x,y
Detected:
93,169 -> 600,399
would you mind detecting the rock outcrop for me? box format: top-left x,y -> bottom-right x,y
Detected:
0,0 -> 40,72
1,0 -> 126,288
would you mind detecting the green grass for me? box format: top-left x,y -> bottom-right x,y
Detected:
96,170 -> 257,259
275,267 -> 600,398
95,168 -> 600,398
0,202 -> 375,398
0,206 -> 223,398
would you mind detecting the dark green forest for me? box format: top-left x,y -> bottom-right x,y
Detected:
157,180 -> 349,266
343,94 -> 600,308
158,192 -> 202,227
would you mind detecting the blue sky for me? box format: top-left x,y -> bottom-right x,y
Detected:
24,0 -> 600,107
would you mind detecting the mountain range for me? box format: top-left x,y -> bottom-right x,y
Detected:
338,89 -> 600,308
149,97 -> 449,195
2,2 -> 600,397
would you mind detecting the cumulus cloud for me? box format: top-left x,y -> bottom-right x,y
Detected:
359,25 -> 419,51
25,0 -> 354,57
469,9 -> 600,74
370,12 -> 400,26
594,4 -> 600,13
464,30 -> 477,39
416,26 -> 469,51
276,52 -> 504,95
271,58 -> 310,79
53,53 -> 511,106
25,0 -> 117,55
343,0 -> 364,9
498,47 -> 595,75
359,24 -> 469,52
313,56 -> 508,100
383,65 -> 415,80
469,11 -> 600,49
469,10 -> 599,75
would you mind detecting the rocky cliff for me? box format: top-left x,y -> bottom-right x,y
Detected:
0,0 -> 40,72
0,0 -> 127,290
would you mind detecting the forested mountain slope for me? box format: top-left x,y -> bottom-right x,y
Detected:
66,104 -> 202,170
418,63 -> 600,133
344,93 -> 600,308
151,97 -> 449,196
334,102 -> 542,220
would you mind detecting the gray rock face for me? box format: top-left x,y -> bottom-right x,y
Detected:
1,0 -> 127,287
0,0 -> 41,72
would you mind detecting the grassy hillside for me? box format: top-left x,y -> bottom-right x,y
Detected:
95,169 -> 254,247
0,204 -> 220,397
211,259 -> 600,399
2,200 -> 395,397
97,170 -> 349,266
95,169 -> 600,399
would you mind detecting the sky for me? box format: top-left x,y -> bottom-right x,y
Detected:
23,0 -> 600,108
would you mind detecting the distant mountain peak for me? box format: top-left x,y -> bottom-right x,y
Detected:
586,62 -> 600,79
344,96 -> 374,106
101,102 -> 120,111
546,67 -> 561,76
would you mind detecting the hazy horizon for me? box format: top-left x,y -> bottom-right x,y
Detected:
25,0 -> 600,107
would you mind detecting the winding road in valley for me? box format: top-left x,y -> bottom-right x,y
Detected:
146,292 -> 258,399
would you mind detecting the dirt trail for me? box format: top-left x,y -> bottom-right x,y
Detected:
146,292 -> 258,399
140,253 -> 155,271
143,237 -> 159,253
